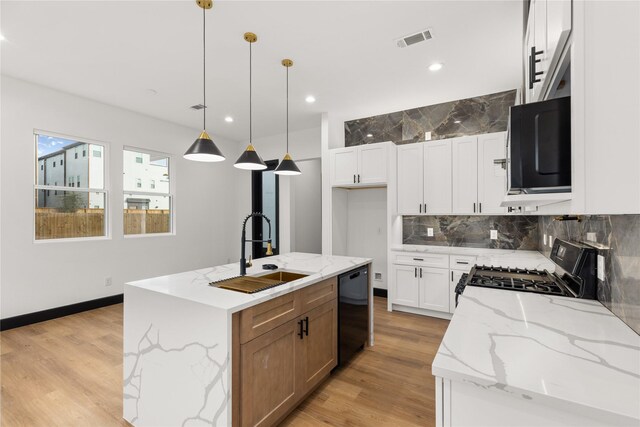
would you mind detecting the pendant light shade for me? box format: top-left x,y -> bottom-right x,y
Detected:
235,32 -> 267,171
184,0 -> 225,163
274,58 -> 301,176
184,131 -> 225,162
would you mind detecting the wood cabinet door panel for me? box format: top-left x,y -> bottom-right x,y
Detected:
296,299 -> 337,396
300,277 -> 337,314
240,320 -> 298,427
239,292 -> 300,344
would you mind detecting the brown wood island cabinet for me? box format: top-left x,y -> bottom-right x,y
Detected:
231,276 -> 341,427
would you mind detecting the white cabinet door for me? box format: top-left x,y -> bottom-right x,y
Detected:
450,270 -> 465,314
397,143 -> 424,215
545,0 -> 571,80
392,264 -> 420,308
330,147 -> 358,186
423,140 -> 452,214
359,144 -> 387,185
477,133 -> 507,214
418,267 -> 450,313
452,136 -> 478,214
531,0 -> 548,101
524,8 -> 536,103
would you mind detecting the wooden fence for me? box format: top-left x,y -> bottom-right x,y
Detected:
35,208 -> 170,239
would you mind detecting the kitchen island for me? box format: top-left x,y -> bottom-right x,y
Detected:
123,252 -> 372,427
432,286 -> 640,426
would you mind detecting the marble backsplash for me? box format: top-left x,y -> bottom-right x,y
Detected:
539,215 -> 640,335
403,215 -> 539,250
345,89 -> 517,147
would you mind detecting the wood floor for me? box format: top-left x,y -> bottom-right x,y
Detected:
1,297 -> 449,427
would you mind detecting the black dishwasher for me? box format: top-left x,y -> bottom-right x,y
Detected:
337,266 -> 369,367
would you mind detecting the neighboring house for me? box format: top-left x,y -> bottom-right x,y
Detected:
37,142 -> 104,209
122,150 -> 170,210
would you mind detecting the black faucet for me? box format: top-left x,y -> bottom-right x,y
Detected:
240,212 -> 273,276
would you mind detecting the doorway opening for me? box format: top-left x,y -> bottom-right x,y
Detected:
251,159 -> 279,259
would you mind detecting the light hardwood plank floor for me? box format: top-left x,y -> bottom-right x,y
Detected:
1,297 -> 449,426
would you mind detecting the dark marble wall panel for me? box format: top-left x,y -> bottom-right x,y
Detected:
403,215 -> 539,250
539,215 -> 640,335
345,89 -> 517,147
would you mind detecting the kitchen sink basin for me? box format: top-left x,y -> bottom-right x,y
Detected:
210,270 -> 308,293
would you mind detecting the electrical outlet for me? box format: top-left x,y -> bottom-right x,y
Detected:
587,232 -> 597,242
597,255 -> 605,281
490,229 -> 498,240
105,277 -> 112,287
425,131 -> 432,141
374,272 -> 382,281
549,235 -> 554,248
427,227 -> 434,237
543,234 -> 547,245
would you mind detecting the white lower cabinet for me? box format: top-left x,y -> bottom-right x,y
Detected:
391,263 -> 449,314
418,267 -> 450,312
392,264 -> 420,307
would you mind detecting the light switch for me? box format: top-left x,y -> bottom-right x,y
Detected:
549,236 -> 554,248
597,255 -> 605,281
543,234 -> 547,245
427,227 -> 434,237
490,230 -> 498,240
587,232 -> 596,242
425,131 -> 432,141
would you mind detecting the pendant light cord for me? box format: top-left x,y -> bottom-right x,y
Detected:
202,7 -> 206,131
286,65 -> 289,153
249,40 -> 253,144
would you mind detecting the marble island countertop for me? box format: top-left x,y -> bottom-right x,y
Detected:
432,286 -> 640,423
391,244 -> 555,271
125,252 -> 371,313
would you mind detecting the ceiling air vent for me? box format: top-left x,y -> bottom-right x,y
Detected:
396,28 -> 433,48
190,104 -> 206,110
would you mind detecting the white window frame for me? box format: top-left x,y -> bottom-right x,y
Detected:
33,130 -> 111,243
123,146 -> 175,238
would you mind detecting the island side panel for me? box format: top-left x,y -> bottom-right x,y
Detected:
368,263 -> 374,346
123,285 -> 231,427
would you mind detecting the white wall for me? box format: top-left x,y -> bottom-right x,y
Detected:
291,159 -> 322,254
1,76 -> 240,318
235,126 -> 322,257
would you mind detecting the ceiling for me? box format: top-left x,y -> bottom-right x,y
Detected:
1,1 -> 523,143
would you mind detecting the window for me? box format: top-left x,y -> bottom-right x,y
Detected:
83,149 -> 86,157
53,161 -> 56,167
35,133 -> 107,240
93,149 -> 102,158
123,148 -> 172,236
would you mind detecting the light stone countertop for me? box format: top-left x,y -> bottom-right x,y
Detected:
432,286 -> 640,423
125,252 -> 371,313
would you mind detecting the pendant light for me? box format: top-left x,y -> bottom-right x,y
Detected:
234,32 -> 267,170
184,0 -> 225,162
274,59 -> 302,176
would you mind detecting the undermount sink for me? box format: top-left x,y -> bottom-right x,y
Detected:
210,270 -> 308,294
254,271 -> 308,283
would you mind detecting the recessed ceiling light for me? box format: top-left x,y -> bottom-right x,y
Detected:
454,120 -> 461,124
305,95 -> 316,103
224,116 -> 234,123
429,62 -> 443,72
366,133 -> 373,138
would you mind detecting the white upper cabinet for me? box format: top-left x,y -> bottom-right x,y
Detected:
330,147 -> 358,186
330,142 -> 388,187
477,133 -> 507,214
358,143 -> 388,185
452,136 -> 478,214
423,140 -> 452,215
397,143 -> 424,215
526,0 -> 572,102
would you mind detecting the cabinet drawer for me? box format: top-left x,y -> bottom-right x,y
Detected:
239,292 -> 301,344
300,277 -> 337,313
395,253 -> 449,269
449,255 -> 477,271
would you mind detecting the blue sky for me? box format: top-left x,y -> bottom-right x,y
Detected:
37,134 -> 78,157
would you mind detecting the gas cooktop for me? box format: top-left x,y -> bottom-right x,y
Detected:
456,265 -> 570,297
